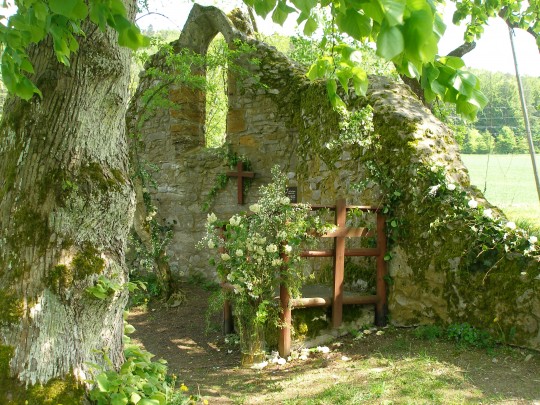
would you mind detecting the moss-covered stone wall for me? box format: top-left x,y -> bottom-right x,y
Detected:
129,5 -> 540,351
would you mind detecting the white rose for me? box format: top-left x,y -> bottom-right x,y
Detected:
229,215 -> 241,226
249,204 -> 261,213
235,249 -> 243,257
468,199 -> 478,209
207,212 -> 217,224
221,253 -> 231,261
447,183 -> 456,191
505,221 -> 516,230
529,235 -> 538,244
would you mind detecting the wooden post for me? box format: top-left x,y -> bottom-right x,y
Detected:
223,300 -> 234,334
375,212 -> 388,326
226,161 -> 255,205
279,283 -> 291,358
332,199 -> 346,328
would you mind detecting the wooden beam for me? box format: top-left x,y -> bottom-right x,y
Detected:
332,198 -> 346,328
301,248 -> 380,257
322,227 -> 374,238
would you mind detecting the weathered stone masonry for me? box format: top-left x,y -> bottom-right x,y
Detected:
128,5 -> 540,350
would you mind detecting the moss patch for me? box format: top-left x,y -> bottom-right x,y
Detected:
0,291 -> 24,325
46,243 -> 105,295
1,375 -> 84,404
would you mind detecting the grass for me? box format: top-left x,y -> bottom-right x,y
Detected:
461,154 -> 540,228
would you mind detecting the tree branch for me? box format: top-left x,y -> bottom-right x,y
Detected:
447,41 -> 477,58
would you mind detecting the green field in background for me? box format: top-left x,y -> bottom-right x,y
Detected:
461,154 -> 540,227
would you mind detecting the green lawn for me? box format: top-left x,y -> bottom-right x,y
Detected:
461,154 -> 540,228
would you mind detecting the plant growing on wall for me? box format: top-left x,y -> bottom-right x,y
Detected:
200,166 -> 331,364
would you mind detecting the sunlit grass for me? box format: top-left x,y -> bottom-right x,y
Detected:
461,154 -> 540,228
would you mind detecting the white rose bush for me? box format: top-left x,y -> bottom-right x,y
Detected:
200,166 -> 329,364
425,168 -> 539,265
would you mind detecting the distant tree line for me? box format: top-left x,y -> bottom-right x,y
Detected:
438,69 -> 540,154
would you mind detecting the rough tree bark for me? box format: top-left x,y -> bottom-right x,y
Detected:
0,0 -> 135,395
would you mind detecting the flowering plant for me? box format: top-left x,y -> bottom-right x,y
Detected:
200,167 -> 330,361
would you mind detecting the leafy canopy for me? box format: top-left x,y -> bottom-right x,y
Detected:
245,0 -> 494,119
0,0 -> 149,100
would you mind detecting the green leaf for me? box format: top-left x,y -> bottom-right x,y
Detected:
138,399 -> 160,405
272,1 -> 295,25
96,373 -> 110,392
33,2 -> 48,21
380,0 -> 406,26
303,16 -> 318,36
306,56 -> 333,81
438,56 -> 465,69
336,9 -> 372,40
130,392 -> 142,404
111,393 -> 129,405
291,0 -> 317,14
89,1 -> 108,31
376,25 -> 404,60
402,9 -> 438,65
336,66 -> 352,94
351,66 -> 368,95
254,0 -> 277,19
49,0 -> 88,20
16,76 -> 41,100
124,324 -> 136,335
114,15 -> 150,50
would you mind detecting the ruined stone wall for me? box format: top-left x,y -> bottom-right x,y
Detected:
128,5 -> 540,350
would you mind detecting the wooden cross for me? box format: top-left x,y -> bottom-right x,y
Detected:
226,161 -> 255,205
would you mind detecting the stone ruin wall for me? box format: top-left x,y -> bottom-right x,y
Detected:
129,5 -> 540,350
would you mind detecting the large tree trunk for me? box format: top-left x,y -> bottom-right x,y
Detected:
0,1 -> 135,394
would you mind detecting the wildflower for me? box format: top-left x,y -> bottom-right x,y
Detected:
447,183 -> 456,191
376,330 -> 385,336
278,231 -> 287,239
271,258 -> 283,266
483,208 -> 493,219
180,383 -> 189,392
266,244 -> 278,253
529,236 -> 538,244
363,329 -> 372,335
249,204 -> 261,213
207,213 -> 217,224
221,253 -> 231,261
208,240 -> 215,249
468,199 -> 478,209
284,245 -> 292,253
280,197 -> 290,205
235,249 -> 243,257
505,221 -> 516,230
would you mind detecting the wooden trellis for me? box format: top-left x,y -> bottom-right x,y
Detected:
221,199 -> 388,358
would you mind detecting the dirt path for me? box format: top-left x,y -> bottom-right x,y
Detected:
129,283 -> 540,404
